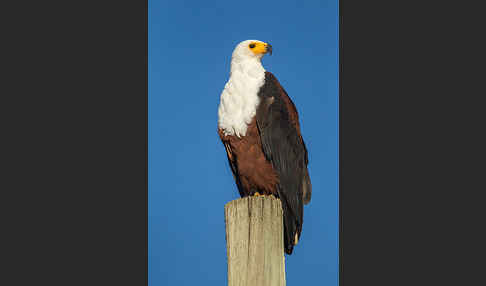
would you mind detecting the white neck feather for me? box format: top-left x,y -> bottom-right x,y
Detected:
218,58 -> 266,137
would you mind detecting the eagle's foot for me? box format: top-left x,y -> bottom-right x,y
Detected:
253,192 -> 261,197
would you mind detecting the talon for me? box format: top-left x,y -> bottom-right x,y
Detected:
254,192 -> 261,196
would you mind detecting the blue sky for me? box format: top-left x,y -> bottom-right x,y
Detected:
149,0 -> 338,285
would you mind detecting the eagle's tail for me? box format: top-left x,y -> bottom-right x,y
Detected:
280,195 -> 303,255
302,167 -> 312,205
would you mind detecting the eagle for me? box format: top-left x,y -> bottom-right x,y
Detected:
217,40 -> 311,255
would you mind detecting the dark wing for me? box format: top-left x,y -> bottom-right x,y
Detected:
256,71 -> 311,254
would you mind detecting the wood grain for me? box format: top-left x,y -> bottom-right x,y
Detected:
225,196 -> 286,286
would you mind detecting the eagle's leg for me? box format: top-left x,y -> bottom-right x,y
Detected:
253,191 -> 277,198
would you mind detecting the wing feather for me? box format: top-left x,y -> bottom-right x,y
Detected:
256,71 -> 311,254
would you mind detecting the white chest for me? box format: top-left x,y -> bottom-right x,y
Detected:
218,61 -> 265,137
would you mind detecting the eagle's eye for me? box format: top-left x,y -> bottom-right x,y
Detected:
249,43 -> 256,49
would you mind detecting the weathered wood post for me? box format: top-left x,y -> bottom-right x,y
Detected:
224,196 -> 286,286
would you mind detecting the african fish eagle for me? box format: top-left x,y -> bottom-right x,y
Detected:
217,40 -> 312,255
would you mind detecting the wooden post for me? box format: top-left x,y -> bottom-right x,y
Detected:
224,196 -> 286,286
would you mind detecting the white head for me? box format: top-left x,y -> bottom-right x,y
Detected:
231,40 -> 273,66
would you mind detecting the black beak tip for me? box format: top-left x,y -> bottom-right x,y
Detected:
267,44 -> 273,55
